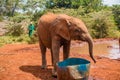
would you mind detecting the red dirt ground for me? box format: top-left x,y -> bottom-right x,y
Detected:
0,39 -> 120,80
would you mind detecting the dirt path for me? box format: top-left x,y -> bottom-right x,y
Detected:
0,40 -> 120,80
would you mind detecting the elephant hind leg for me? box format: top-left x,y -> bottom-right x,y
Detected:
38,37 -> 47,69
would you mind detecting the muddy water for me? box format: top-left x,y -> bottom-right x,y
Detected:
71,40 -> 120,59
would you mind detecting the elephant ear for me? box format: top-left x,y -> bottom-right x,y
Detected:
53,18 -> 71,40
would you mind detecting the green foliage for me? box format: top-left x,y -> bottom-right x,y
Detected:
86,10 -> 117,38
0,34 -> 39,46
25,0 -> 46,10
0,0 -> 24,16
0,16 -> 4,21
71,0 -> 81,8
46,0 -> 103,13
31,10 -> 45,26
9,15 -> 30,23
91,18 -> 109,38
6,14 -> 30,36
27,34 -> 38,44
47,8 -> 85,17
108,25 -> 120,38
0,34 -> 30,47
112,5 -> 120,29
6,22 -> 24,36
46,0 -> 55,8
46,0 -> 71,8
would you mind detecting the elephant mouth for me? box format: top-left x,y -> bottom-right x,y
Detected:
73,37 -> 79,40
75,36 -> 86,41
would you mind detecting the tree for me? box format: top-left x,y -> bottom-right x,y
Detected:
0,0 -> 9,15
112,5 -> 120,29
88,10 -> 116,38
11,0 -> 19,16
0,0 -> 24,16
46,0 -> 103,12
23,0 -> 46,14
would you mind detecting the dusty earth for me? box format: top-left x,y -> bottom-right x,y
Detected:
0,39 -> 120,80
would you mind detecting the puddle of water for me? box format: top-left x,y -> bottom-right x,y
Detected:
71,40 -> 120,59
106,44 -> 120,59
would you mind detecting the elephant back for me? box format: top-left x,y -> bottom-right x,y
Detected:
37,13 -> 57,48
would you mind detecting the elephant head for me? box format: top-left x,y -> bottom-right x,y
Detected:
51,15 -> 96,63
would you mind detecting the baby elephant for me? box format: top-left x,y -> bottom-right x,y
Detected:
37,13 -> 96,76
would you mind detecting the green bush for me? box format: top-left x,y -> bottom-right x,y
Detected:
0,34 -> 33,47
6,22 -> 24,36
9,15 -> 30,23
31,10 -> 45,27
84,10 -> 118,38
46,8 -> 84,18
91,18 -> 109,38
27,32 -> 39,44
112,5 -> 120,29
0,16 -> 4,21
0,36 -> 20,46
108,26 -> 120,38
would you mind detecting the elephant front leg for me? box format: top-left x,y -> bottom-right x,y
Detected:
63,41 -> 70,60
52,37 -> 60,77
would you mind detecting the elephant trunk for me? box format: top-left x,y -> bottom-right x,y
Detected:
86,34 -> 96,63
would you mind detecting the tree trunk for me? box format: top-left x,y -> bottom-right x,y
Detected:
11,0 -> 19,16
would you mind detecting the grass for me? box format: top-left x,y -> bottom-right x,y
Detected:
0,34 -> 34,47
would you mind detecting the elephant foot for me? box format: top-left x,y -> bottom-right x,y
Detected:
52,69 -> 57,78
41,65 -> 47,69
52,74 -> 57,78
52,72 -> 57,78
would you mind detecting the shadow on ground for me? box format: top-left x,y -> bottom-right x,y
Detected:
19,65 -> 55,80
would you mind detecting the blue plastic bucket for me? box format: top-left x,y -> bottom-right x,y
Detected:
57,58 -> 90,80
